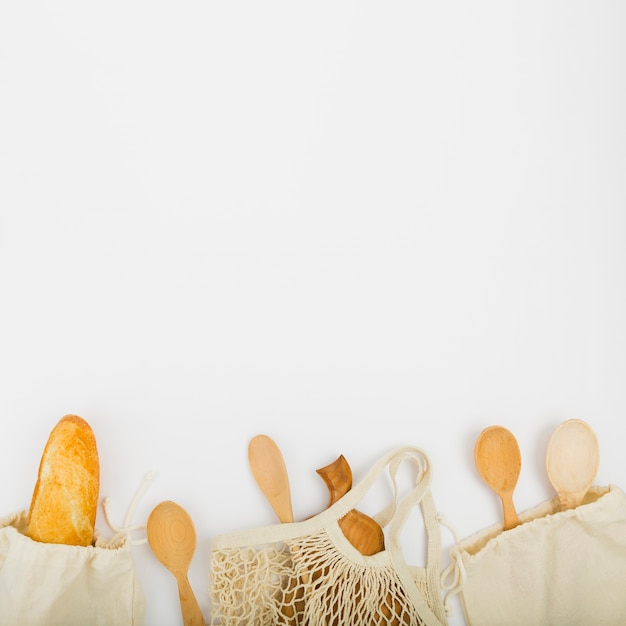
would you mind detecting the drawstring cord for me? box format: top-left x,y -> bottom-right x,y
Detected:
102,471 -> 156,545
437,512 -> 466,617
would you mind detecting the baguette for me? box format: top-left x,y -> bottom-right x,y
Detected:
25,414 -> 100,546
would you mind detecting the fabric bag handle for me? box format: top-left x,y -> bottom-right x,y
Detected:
210,446 -> 447,625
323,446 -> 447,626
214,446 -> 435,555
318,446 -> 432,520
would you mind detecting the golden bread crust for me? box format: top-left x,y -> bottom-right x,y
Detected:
26,414 -> 100,546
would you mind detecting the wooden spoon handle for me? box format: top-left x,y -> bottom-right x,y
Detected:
500,493 -> 520,530
316,455 -> 385,555
557,489 -> 587,511
316,454 -> 352,504
175,572 -> 205,626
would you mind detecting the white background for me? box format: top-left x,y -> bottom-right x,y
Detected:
1,2 -> 625,625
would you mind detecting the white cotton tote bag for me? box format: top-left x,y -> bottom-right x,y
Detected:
444,485 -> 626,626
0,510 -> 146,625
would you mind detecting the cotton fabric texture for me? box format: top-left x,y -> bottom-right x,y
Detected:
0,510 -> 146,626
445,484 -> 626,626
209,446 -> 448,626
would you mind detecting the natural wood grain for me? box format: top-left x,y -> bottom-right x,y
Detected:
316,454 -> 352,503
248,435 -> 300,623
318,455 -> 400,625
147,501 -> 205,626
316,455 -> 385,556
474,425 -> 521,530
248,434 -> 294,523
546,419 -> 599,511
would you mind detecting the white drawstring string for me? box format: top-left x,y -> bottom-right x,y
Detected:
437,512 -> 466,617
102,471 -> 156,545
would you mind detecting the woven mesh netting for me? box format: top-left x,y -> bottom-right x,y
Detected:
210,528 -> 430,626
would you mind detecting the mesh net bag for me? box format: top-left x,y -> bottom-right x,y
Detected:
209,446 -> 448,626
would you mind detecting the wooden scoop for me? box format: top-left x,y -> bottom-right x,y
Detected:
318,456 -> 397,625
147,501 -> 205,626
546,418 -> 599,511
475,426 -> 521,530
248,434 -> 294,523
316,455 -> 385,555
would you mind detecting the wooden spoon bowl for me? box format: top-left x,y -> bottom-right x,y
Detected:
475,425 -> 522,530
248,435 -> 294,523
546,419 -> 599,511
147,501 -> 205,626
316,455 -> 385,556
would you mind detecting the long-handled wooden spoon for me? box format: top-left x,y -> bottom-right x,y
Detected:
248,434 -> 294,523
248,435 -> 301,623
316,454 -> 385,555
546,418 -> 599,511
475,426 -> 522,530
147,501 -> 205,626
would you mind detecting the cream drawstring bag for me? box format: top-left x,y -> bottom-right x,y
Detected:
0,475 -> 152,626
443,484 -> 626,626
209,446 -> 448,626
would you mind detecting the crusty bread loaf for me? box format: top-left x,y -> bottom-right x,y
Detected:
25,414 -> 100,547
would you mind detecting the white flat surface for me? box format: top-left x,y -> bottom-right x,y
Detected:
1,3 -> 625,625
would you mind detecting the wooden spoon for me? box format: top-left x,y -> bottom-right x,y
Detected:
248,435 -> 301,623
318,456 -> 397,625
546,418 -> 599,511
147,501 -> 205,626
475,426 -> 521,530
316,454 -> 385,555
248,434 -> 294,523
